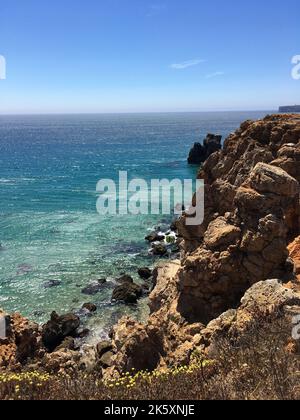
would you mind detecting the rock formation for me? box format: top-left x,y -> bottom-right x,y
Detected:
107,114 -> 300,376
1,114 -> 300,379
188,133 -> 222,165
0,310 -> 40,369
112,277 -> 143,304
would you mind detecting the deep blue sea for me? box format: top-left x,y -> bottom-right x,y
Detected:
0,111 -> 271,341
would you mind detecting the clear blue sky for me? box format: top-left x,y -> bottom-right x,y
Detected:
0,0 -> 299,113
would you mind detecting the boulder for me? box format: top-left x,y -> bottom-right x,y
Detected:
112,281 -> 143,304
55,337 -> 75,352
116,275 -> 134,284
42,311 -> 80,352
99,351 -> 114,368
248,162 -> 299,197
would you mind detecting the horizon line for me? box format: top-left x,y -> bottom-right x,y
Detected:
0,109 -> 277,117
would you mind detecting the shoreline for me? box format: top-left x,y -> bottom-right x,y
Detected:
1,113 -> 300,382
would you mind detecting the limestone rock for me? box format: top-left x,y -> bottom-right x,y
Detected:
0,311 -> 39,368
248,162 -> 299,197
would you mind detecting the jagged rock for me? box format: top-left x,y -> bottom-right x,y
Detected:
138,267 -> 152,280
76,328 -> 90,339
0,311 -> 39,368
78,345 -> 98,373
112,281 -> 143,304
248,162 -> 299,197
41,349 -> 81,373
42,311 -> 80,352
188,134 -> 222,165
204,217 -> 241,250
200,280 -> 300,353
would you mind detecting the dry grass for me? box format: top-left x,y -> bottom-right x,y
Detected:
1,316 -> 299,400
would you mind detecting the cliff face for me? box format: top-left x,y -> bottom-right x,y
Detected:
108,114 -> 300,376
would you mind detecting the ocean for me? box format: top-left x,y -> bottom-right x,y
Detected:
0,111 -> 271,341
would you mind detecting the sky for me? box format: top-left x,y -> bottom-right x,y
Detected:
0,0 -> 299,114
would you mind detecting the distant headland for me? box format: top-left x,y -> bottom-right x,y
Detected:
279,105 -> 300,113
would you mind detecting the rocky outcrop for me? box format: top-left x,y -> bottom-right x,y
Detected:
81,279 -> 106,296
198,279 -> 300,355
112,277 -> 143,304
107,114 -> 300,376
0,311 -> 39,369
188,134 -> 222,165
42,311 -> 80,352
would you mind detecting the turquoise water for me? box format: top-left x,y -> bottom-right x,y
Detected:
0,111 -> 270,340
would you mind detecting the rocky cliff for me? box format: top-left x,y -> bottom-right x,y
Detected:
107,114 -> 300,376
1,114 -> 300,378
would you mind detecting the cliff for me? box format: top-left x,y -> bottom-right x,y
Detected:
107,114 -> 300,376
1,114 -> 300,380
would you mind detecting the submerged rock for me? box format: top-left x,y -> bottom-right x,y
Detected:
43,280 -> 62,289
81,279 -> 106,296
